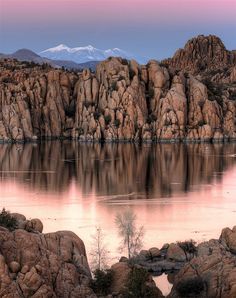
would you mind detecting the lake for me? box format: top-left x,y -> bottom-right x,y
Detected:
1,141 -> 236,295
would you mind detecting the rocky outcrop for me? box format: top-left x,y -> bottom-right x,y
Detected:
133,242 -> 191,274
167,226 -> 236,298
162,35 -> 236,74
110,260 -> 164,298
0,213 -> 94,297
0,212 -> 166,297
1,37 -> 236,142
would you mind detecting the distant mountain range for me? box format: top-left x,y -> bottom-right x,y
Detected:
0,49 -> 99,71
39,44 -> 147,64
0,45 -> 147,71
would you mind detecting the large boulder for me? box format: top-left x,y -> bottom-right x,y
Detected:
166,244 -> 186,262
0,215 -> 93,297
168,227 -> 236,298
220,226 -> 236,253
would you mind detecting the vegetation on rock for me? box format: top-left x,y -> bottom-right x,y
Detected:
0,208 -> 17,231
90,269 -> 114,296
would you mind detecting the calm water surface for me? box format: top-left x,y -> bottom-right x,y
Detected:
1,141 -> 236,295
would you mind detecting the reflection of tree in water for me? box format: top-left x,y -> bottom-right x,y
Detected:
0,141 -> 235,198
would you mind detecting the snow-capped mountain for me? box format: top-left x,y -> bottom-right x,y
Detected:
39,44 -> 147,64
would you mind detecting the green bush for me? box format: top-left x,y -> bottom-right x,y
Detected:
121,58 -> 129,65
176,276 -> 205,297
229,90 -> 236,101
123,267 -> 156,298
2,77 -> 17,84
65,101 -> 75,117
198,120 -> 206,127
78,127 -> 84,136
129,69 -> 136,80
202,78 -> 224,105
0,208 -> 17,231
146,114 -> 157,124
94,111 -> 101,120
90,269 -> 113,295
114,119 -> 121,127
110,81 -> 118,92
148,87 -> 155,99
177,240 -> 197,255
118,75 -> 126,81
104,114 -> 112,125
83,101 -> 91,109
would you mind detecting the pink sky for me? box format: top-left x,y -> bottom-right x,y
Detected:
1,0 -> 236,58
3,0 -> 236,25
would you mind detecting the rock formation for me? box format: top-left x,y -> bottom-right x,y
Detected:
162,35 -> 236,73
167,226 -> 236,298
1,35 -> 236,142
0,213 -> 94,297
0,212 -> 164,297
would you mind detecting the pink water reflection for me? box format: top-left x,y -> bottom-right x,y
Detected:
1,163 -> 236,258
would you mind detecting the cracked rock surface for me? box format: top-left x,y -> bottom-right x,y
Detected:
1,36 -> 236,143
0,214 -> 94,298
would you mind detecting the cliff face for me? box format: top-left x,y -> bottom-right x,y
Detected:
1,36 -> 236,142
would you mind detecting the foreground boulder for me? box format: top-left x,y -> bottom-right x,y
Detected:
110,260 -> 164,298
0,213 -> 94,297
168,227 -> 236,298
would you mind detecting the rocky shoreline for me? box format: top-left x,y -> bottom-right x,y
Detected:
1,211 -> 236,297
1,35 -> 236,143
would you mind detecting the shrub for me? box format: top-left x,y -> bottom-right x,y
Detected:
121,58 -> 129,65
78,127 -> 84,136
83,101 -> 91,109
42,63 -> 52,70
23,61 -> 38,68
2,77 -> 17,84
65,101 -> 75,117
159,62 -> 169,68
94,111 -> 101,120
177,240 -> 197,255
110,81 -> 118,92
90,269 -> 113,296
129,69 -> 136,80
118,75 -> 126,81
229,90 -> 236,101
114,119 -> 121,127
198,101 -> 205,108
123,267 -> 157,298
104,114 -> 112,125
198,120 -> 206,126
148,87 -> 155,99
176,276 -> 205,297
0,208 -> 17,231
146,114 -> 157,124
202,78 -> 224,105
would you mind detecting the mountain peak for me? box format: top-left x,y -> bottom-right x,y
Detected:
13,49 -> 41,59
39,44 -> 147,64
41,44 -> 70,53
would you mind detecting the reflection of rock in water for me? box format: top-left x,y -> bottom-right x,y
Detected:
0,142 -> 236,197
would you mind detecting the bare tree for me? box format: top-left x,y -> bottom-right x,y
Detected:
115,209 -> 144,259
89,226 -> 109,271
